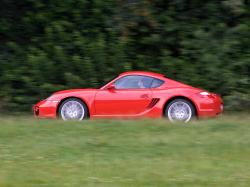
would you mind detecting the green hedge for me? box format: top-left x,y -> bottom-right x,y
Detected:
0,0 -> 249,112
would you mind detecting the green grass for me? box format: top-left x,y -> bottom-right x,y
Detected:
0,115 -> 250,187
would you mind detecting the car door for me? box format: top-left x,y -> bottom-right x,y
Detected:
94,75 -> 153,116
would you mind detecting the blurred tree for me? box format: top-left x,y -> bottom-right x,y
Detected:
0,0 -> 249,112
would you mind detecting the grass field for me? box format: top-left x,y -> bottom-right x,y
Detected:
0,115 -> 250,187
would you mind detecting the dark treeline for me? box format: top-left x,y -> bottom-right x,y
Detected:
0,0 -> 249,112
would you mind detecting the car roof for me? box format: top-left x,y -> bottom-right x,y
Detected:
119,71 -> 165,79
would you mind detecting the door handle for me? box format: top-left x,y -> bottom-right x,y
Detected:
141,94 -> 149,99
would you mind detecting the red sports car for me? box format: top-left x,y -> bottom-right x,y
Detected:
33,71 -> 223,122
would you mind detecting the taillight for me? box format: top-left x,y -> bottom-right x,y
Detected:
197,91 -> 215,99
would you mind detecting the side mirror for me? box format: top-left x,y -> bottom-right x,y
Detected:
107,84 -> 115,90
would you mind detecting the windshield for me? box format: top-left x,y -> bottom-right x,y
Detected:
98,75 -> 118,89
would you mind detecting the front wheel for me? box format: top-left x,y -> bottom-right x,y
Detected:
165,99 -> 195,123
59,98 -> 88,121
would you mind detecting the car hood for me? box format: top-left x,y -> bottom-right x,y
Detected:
46,88 -> 99,101
53,88 -> 98,95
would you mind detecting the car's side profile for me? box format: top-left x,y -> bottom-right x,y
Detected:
33,71 -> 223,122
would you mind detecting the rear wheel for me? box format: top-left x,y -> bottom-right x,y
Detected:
165,99 -> 195,123
59,98 -> 88,121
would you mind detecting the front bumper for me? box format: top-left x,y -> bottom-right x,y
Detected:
33,100 -> 59,119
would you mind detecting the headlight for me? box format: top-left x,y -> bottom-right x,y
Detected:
45,95 -> 53,101
45,95 -> 60,102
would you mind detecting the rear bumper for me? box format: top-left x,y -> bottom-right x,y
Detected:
196,95 -> 223,118
33,100 -> 58,119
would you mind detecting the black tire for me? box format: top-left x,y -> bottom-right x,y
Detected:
165,99 -> 196,122
58,98 -> 88,120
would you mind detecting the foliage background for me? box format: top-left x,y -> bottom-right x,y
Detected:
0,0 -> 249,112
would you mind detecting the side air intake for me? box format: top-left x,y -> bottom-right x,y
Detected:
147,98 -> 160,109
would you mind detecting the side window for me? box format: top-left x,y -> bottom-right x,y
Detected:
114,75 -> 154,89
151,78 -> 164,88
